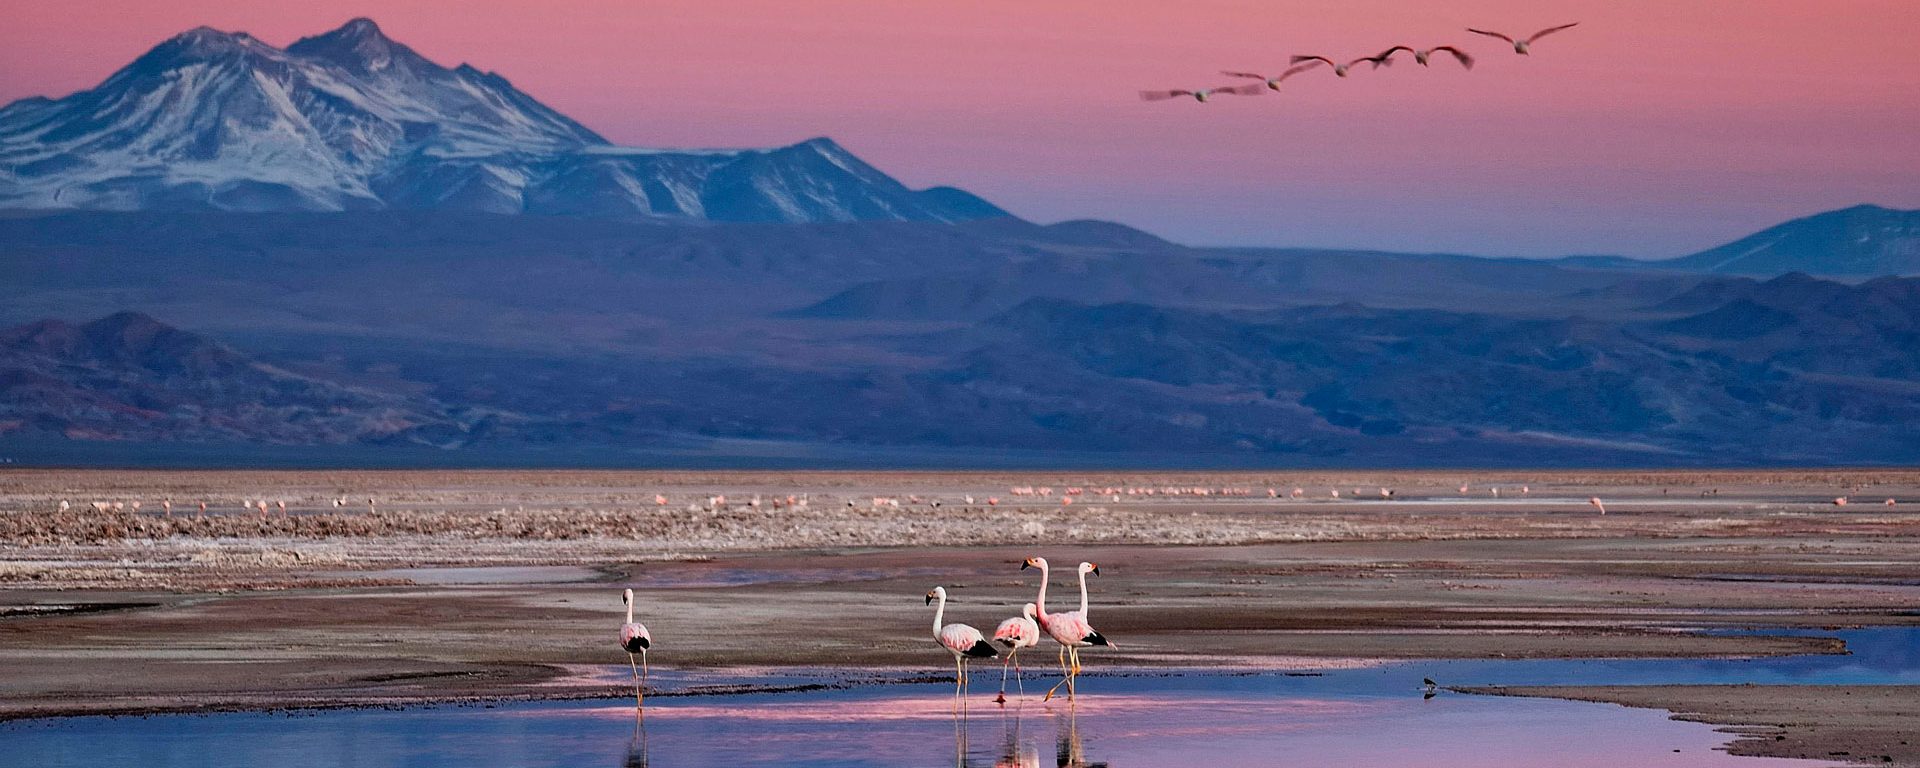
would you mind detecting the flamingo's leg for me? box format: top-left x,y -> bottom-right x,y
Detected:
1045,646 -> 1073,701
628,653 -> 642,711
1068,647 -> 1080,699
1014,648 -> 1026,697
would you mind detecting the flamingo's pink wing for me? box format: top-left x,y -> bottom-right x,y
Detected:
940,623 -> 986,653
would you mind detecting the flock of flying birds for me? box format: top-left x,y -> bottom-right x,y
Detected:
1142,23 -> 1579,103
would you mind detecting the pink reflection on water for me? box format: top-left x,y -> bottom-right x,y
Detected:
556,692 -> 1376,725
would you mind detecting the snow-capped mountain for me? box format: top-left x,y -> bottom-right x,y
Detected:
0,18 -> 1005,223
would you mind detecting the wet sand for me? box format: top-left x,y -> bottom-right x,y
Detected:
1465,686 -> 1920,767
2,469 -> 1919,764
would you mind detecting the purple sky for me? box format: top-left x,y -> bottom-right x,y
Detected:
2,0 -> 1917,257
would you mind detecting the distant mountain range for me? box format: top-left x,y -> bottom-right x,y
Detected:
0,18 -> 1915,466
0,312 -> 463,444
5,269 -> 1916,465
1561,205 -> 1920,277
0,19 -> 1003,223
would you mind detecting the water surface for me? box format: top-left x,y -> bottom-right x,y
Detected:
7,628 -> 1913,768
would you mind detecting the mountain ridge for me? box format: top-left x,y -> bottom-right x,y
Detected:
0,18 -> 1007,223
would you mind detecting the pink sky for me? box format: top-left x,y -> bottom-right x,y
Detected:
3,0 -> 1917,257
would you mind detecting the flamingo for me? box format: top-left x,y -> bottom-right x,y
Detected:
1289,55 -> 1385,78
927,586 -> 997,697
1021,557 -> 1110,701
1468,23 -> 1579,55
1139,84 -> 1263,103
1220,62 -> 1320,91
1588,497 -> 1606,515
1378,45 -> 1475,69
619,588 -> 652,710
992,602 -> 1042,703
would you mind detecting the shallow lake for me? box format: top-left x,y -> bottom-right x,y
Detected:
6,627 -> 1914,768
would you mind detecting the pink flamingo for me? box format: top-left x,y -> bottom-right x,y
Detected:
992,602 -> 1042,703
1589,497 -> 1606,515
1374,45 -> 1475,69
619,588 -> 652,710
927,587 -> 997,697
1022,558 -> 1111,701
1468,23 -> 1580,55
1220,62 -> 1320,91
1289,54 -> 1389,78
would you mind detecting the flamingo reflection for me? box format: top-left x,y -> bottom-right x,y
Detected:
1054,704 -> 1109,768
623,713 -> 648,768
996,709 -> 1040,768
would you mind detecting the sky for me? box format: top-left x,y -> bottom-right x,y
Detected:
2,0 -> 1917,258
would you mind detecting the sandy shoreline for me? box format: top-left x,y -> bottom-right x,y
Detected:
3,469 -> 1918,764
1464,685 -> 1920,767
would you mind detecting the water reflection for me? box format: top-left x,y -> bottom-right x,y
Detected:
995,709 -> 1040,768
1052,705 -> 1107,768
11,628 -> 1914,768
624,714 -> 648,768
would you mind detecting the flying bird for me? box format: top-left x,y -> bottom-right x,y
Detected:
927,586 -> 997,697
1468,23 -> 1580,54
1220,63 -> 1320,91
992,602 -> 1042,703
1289,55 -> 1384,78
1415,46 -> 1475,69
1139,85 -> 1263,103
619,588 -> 652,710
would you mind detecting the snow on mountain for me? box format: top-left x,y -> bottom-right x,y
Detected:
0,18 -> 1006,223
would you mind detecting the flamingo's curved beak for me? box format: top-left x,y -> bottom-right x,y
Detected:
924,594 -> 934,605
1090,565 -> 1101,576
1020,561 -> 1031,570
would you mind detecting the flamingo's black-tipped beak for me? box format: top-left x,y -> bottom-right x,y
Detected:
924,594 -> 934,605
1020,561 -> 1031,570
1091,565 -> 1101,576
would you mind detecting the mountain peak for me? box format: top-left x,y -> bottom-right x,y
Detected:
0,20 -> 1007,225
1665,204 -> 1920,277
287,16 -> 427,75
134,25 -> 274,70
337,17 -> 384,36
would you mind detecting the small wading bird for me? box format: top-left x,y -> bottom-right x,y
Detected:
1139,84 -> 1263,103
1375,45 -> 1475,69
619,588 -> 652,710
1589,497 -> 1606,515
1290,53 -> 1392,78
927,586 -> 997,697
993,602 -> 1042,703
1468,23 -> 1580,54
1023,558 -> 1111,701
1220,62 -> 1320,91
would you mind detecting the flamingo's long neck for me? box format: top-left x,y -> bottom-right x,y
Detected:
931,591 -> 947,638
1077,569 -> 1089,615
625,596 -> 634,624
1034,562 -> 1051,620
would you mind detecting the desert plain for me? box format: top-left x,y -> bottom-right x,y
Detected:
2,468 -> 1917,766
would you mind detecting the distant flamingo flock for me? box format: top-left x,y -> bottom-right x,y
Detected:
1143,22 -> 1578,103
